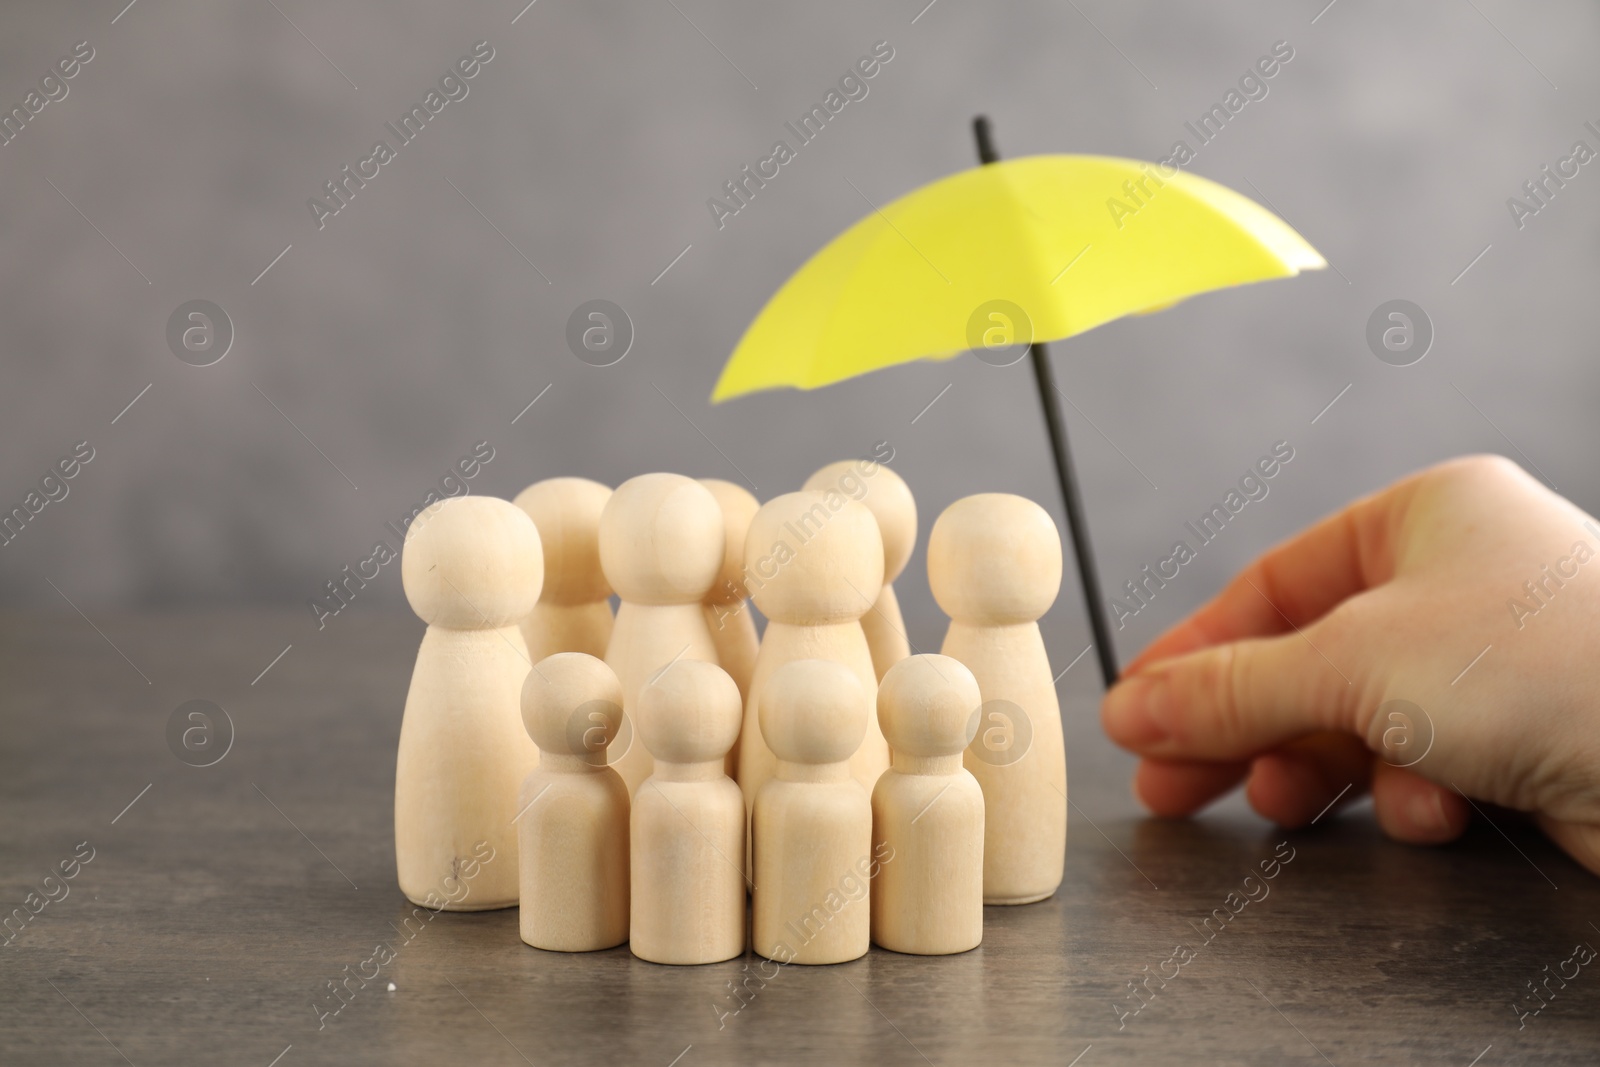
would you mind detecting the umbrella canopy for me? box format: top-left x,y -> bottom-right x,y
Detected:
711,154 -> 1324,401
711,134 -> 1326,690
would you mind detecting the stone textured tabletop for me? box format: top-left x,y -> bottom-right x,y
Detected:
3,611 -> 1599,1066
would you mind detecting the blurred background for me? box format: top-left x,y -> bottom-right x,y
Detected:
2,0 -> 1597,704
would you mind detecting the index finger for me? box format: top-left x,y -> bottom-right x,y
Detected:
1123,477 -> 1409,676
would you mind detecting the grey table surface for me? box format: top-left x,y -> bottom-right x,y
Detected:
3,610 -> 1599,1067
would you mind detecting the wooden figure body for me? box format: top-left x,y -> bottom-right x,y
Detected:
699,479 -> 762,703
870,654 -> 984,955
396,496 -> 542,911
752,660 -> 872,965
600,474 -> 725,797
738,491 -> 887,835
929,494 -> 1066,905
517,652 -> 630,951
513,477 -> 615,662
630,660 -> 745,965
699,478 -> 761,779
804,460 -> 916,682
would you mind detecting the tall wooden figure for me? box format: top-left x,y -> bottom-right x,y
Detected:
600,473 -> 725,797
396,496 -> 542,910
513,477 -> 614,662
929,493 -> 1066,905
739,491 -> 887,831
871,655 -> 984,954
699,478 -> 761,778
631,660 -> 745,965
517,652 -> 630,951
752,659 -> 872,965
804,460 -> 916,682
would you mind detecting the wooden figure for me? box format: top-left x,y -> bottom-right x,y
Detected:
803,460 -> 916,681
512,477 -> 615,662
630,659 -> 746,965
396,496 -> 542,910
699,478 -> 761,779
517,652 -> 630,951
870,654 -> 984,955
752,659 -> 872,965
929,493 -> 1066,905
601,473 -> 725,797
738,491 -> 887,833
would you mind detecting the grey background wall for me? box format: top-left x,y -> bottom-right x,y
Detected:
2,0 -> 1597,703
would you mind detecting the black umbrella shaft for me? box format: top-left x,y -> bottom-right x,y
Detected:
1027,342 -> 1120,689
974,115 -> 1000,165
972,115 -> 1120,689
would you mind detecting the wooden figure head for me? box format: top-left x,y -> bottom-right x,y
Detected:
759,659 -> 867,767
876,654 -> 981,759
804,460 -> 916,585
401,496 -> 543,629
522,652 -> 625,763
928,493 -> 1062,626
599,473 -> 724,605
638,659 -> 742,766
744,491 -> 884,625
513,477 -> 613,606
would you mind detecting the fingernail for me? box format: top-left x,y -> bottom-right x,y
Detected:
1105,675 -> 1168,747
1407,791 -> 1447,835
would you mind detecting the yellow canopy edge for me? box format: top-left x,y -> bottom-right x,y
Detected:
711,154 -> 1324,402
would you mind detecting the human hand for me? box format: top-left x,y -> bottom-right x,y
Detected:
1100,455 -> 1600,876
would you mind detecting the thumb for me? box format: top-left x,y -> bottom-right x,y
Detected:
1101,629 -> 1359,761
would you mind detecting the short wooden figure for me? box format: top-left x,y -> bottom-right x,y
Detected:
752,659 -> 874,965
512,477 -> 615,662
698,478 -> 761,777
396,496 -> 542,910
738,491 -> 887,831
600,473 -> 725,797
929,493 -> 1066,905
871,654 -> 984,955
517,652 -> 630,951
630,659 -> 746,965
804,460 -> 916,682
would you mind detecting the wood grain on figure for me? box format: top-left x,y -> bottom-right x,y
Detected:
600,474 -> 725,797
752,660 -> 873,965
804,460 -> 916,682
631,660 -> 746,965
698,478 -> 761,778
871,655 -> 984,955
513,477 -> 615,662
738,491 -> 887,848
517,653 -> 630,952
929,494 -> 1066,905
396,496 -> 542,911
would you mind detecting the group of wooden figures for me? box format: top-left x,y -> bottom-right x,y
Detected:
393,458 -> 1067,965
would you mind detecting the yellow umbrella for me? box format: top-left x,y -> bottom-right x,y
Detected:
712,119 -> 1324,686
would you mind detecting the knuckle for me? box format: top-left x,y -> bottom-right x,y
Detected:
1436,453 -> 1527,491
1158,647 -> 1239,747
1305,614 -> 1372,737
1208,642 -> 1251,742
